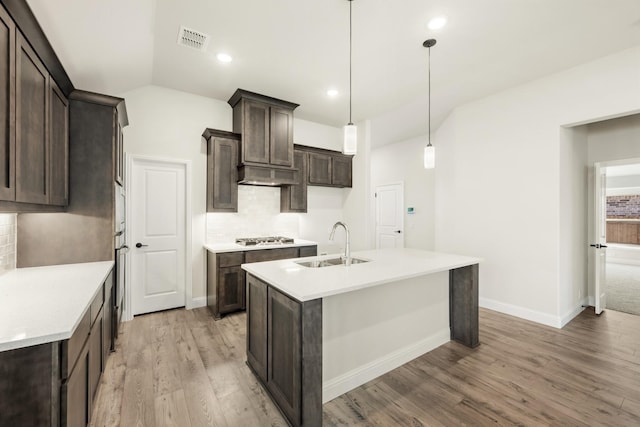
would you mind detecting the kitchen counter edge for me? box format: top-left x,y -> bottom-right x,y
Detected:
0,261 -> 115,352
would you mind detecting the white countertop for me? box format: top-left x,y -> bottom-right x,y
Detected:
204,239 -> 317,253
242,248 -> 482,302
0,261 -> 114,352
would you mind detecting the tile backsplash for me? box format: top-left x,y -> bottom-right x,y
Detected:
0,214 -> 16,275
206,186 -> 300,243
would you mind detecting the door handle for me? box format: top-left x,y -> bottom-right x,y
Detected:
395,230 -> 402,234
590,244 -> 608,249
136,243 -> 148,248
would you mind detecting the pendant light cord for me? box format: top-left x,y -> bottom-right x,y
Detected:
423,39 -> 436,146
349,0 -> 353,125
427,44 -> 431,146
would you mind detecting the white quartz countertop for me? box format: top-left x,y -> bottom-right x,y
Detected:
242,248 -> 482,302
204,239 -> 317,253
0,261 -> 114,352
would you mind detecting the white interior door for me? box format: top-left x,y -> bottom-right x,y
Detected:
131,157 -> 187,315
375,183 -> 404,249
593,162 -> 607,314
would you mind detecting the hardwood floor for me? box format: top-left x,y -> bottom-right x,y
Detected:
90,307 -> 640,426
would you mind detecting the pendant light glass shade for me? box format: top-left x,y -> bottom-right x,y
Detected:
423,38 -> 436,169
343,0 -> 356,155
424,144 -> 435,169
343,123 -> 357,155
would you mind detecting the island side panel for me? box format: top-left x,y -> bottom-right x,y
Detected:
449,263 -> 480,348
322,272 -> 450,403
300,297 -> 322,427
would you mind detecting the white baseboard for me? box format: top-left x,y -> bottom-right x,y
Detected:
322,328 -> 450,403
559,297 -> 588,327
189,296 -> 206,309
480,297 -> 562,328
480,297 -> 590,329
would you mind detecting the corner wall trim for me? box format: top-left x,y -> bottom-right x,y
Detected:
190,296 -> 206,309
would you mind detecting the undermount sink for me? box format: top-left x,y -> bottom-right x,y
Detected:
295,257 -> 370,268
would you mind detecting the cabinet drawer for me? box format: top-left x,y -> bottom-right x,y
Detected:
218,252 -> 244,267
62,309 -> 90,379
245,247 -> 299,263
298,246 -> 317,258
89,284 -> 104,327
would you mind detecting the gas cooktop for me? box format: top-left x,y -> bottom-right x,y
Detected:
235,236 -> 295,246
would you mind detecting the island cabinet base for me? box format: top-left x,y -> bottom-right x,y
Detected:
246,274 -> 322,427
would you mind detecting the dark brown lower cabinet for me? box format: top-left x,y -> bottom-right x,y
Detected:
246,274 -> 322,427
0,268 -> 114,427
207,245 -> 317,319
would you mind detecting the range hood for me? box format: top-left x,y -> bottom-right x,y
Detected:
237,163 -> 298,186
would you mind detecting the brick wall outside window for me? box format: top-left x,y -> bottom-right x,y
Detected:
607,195 -> 640,219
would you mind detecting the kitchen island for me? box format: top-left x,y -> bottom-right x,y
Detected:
242,248 -> 481,427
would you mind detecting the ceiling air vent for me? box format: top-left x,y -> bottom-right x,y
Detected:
177,26 -> 210,52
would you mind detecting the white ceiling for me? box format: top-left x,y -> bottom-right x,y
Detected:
27,0 -> 640,147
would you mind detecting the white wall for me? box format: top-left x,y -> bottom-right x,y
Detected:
370,136 -> 435,250
120,85 -> 347,304
343,120 -> 374,251
120,85 -> 230,305
434,45 -> 640,327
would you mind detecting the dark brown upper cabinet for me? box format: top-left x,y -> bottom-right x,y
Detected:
299,145 -> 353,188
0,5 -> 15,202
15,31 -> 49,205
280,149 -> 308,212
228,89 -> 298,168
203,128 -> 240,212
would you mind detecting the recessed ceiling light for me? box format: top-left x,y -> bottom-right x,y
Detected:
216,53 -> 233,63
327,89 -> 339,97
428,16 -> 447,30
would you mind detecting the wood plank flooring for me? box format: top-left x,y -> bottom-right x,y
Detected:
90,307 -> 640,426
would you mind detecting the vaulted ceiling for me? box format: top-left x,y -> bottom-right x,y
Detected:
27,0 -> 640,146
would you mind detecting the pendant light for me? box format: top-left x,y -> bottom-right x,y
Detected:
423,38 -> 436,169
343,0 -> 357,155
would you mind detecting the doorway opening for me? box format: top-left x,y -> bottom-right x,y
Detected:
603,162 -> 640,316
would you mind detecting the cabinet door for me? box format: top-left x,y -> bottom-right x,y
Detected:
0,6 -> 15,201
246,274 -> 268,382
62,344 -> 89,427
242,100 -> 270,164
49,79 -> 68,206
218,265 -> 245,314
267,286 -> 302,425
16,31 -> 49,204
208,136 -> 238,212
308,152 -> 332,186
103,283 -> 113,361
280,150 -> 307,212
331,154 -> 352,188
269,106 -> 293,166
88,306 -> 103,406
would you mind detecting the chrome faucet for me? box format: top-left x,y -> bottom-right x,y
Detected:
329,221 -> 351,266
